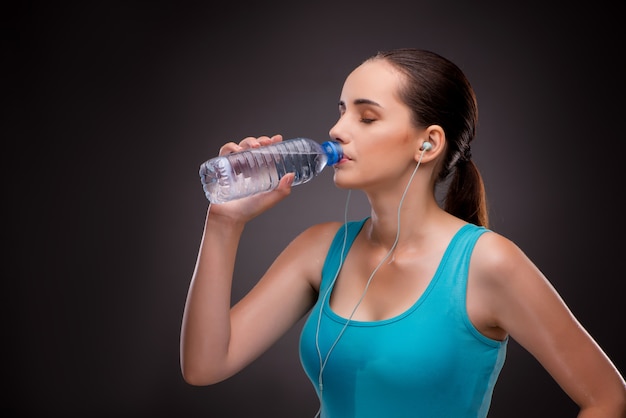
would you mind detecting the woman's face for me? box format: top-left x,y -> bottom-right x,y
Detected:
330,59 -> 423,191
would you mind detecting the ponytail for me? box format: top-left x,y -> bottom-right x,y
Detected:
443,160 -> 488,228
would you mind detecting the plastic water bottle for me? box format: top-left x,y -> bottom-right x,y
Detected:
199,137 -> 343,203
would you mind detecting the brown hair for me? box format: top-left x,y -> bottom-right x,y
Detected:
369,48 -> 488,227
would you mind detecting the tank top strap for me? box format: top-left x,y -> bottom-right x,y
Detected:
320,217 -> 368,294
432,223 -> 489,312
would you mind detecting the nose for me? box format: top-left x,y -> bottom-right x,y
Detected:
328,118 -> 346,144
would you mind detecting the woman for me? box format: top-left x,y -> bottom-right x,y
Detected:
180,48 -> 626,417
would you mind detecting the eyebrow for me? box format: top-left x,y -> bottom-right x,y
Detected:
338,98 -> 383,108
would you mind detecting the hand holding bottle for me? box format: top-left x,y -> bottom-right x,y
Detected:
205,135 -> 297,223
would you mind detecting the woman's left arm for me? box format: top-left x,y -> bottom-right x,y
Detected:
473,232 -> 626,418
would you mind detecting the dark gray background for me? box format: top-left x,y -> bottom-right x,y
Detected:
7,1 -> 624,417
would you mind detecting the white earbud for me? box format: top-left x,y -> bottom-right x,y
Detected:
421,142 -> 432,151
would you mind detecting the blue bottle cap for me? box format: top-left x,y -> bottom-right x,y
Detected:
321,141 -> 343,166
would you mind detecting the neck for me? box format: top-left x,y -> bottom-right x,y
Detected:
360,158 -> 439,250
365,188 -> 441,251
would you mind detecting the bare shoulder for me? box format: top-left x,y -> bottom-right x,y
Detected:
279,221 -> 344,260
468,229 -> 558,329
290,221 -> 344,250
274,221 -> 344,290
471,230 -> 533,284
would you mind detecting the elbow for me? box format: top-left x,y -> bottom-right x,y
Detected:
179,340 -> 233,386
180,344 -> 228,386
614,390 -> 626,417
181,369 -> 207,387
580,384 -> 626,418
181,369 -> 218,386
181,362 -> 227,386
606,380 -> 626,417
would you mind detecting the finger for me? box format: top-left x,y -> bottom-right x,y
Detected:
218,134 -> 284,157
239,136 -> 265,149
218,142 -> 242,156
269,134 -> 283,144
254,172 -> 294,209
275,172 -> 295,193
257,134 -> 284,147
220,137 -> 261,156
257,136 -> 274,147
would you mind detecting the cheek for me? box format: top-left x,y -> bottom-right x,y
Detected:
369,124 -> 416,150
369,139 -> 416,167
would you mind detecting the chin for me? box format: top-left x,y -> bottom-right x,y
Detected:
332,176 -> 362,191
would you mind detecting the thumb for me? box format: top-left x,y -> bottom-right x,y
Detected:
275,172 -> 295,195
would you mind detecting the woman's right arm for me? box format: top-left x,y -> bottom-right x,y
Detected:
179,205 -> 247,385
179,135 -> 337,386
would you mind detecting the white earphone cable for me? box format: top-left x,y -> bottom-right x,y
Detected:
313,149 -> 428,417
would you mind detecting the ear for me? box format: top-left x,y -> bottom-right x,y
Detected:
414,125 -> 445,162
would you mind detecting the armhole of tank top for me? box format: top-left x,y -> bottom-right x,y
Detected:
460,227 -> 506,348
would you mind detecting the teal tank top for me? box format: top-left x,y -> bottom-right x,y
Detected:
299,218 -> 507,418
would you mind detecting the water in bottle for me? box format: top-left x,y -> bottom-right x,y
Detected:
199,137 -> 343,203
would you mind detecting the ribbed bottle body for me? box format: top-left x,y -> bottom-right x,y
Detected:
199,138 -> 342,203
